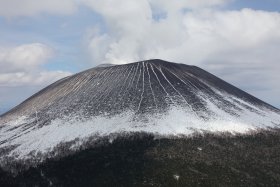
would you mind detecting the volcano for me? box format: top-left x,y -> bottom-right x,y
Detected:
1,59 -> 280,186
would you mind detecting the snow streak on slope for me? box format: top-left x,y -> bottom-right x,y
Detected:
0,91 -> 279,162
0,59 -> 280,169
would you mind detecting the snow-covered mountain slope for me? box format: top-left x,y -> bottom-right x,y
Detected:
0,59 -> 280,169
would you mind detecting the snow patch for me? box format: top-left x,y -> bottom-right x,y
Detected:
1,97 -> 280,162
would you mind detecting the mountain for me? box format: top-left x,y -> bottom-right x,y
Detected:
1,59 -> 280,186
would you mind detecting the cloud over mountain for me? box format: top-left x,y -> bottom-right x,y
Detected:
83,3 -> 280,106
0,0 -> 279,110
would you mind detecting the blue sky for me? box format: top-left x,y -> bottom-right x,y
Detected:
0,0 -> 280,114
0,6 -> 101,72
230,0 -> 280,11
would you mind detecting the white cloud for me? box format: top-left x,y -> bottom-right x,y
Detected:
0,43 -> 72,87
0,0 -> 230,18
0,71 -> 71,87
83,2 -> 280,107
0,0 -> 76,17
0,43 -> 53,73
85,7 -> 280,64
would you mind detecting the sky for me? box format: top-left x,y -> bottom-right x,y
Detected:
0,0 -> 280,114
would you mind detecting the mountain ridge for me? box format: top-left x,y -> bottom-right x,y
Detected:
1,59 -> 279,120
0,59 -> 280,173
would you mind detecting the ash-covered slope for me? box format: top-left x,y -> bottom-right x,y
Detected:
0,59 -> 280,170
1,59 -> 279,120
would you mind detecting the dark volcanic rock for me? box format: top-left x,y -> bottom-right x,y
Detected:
0,59 -> 280,186
1,59 -> 279,121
